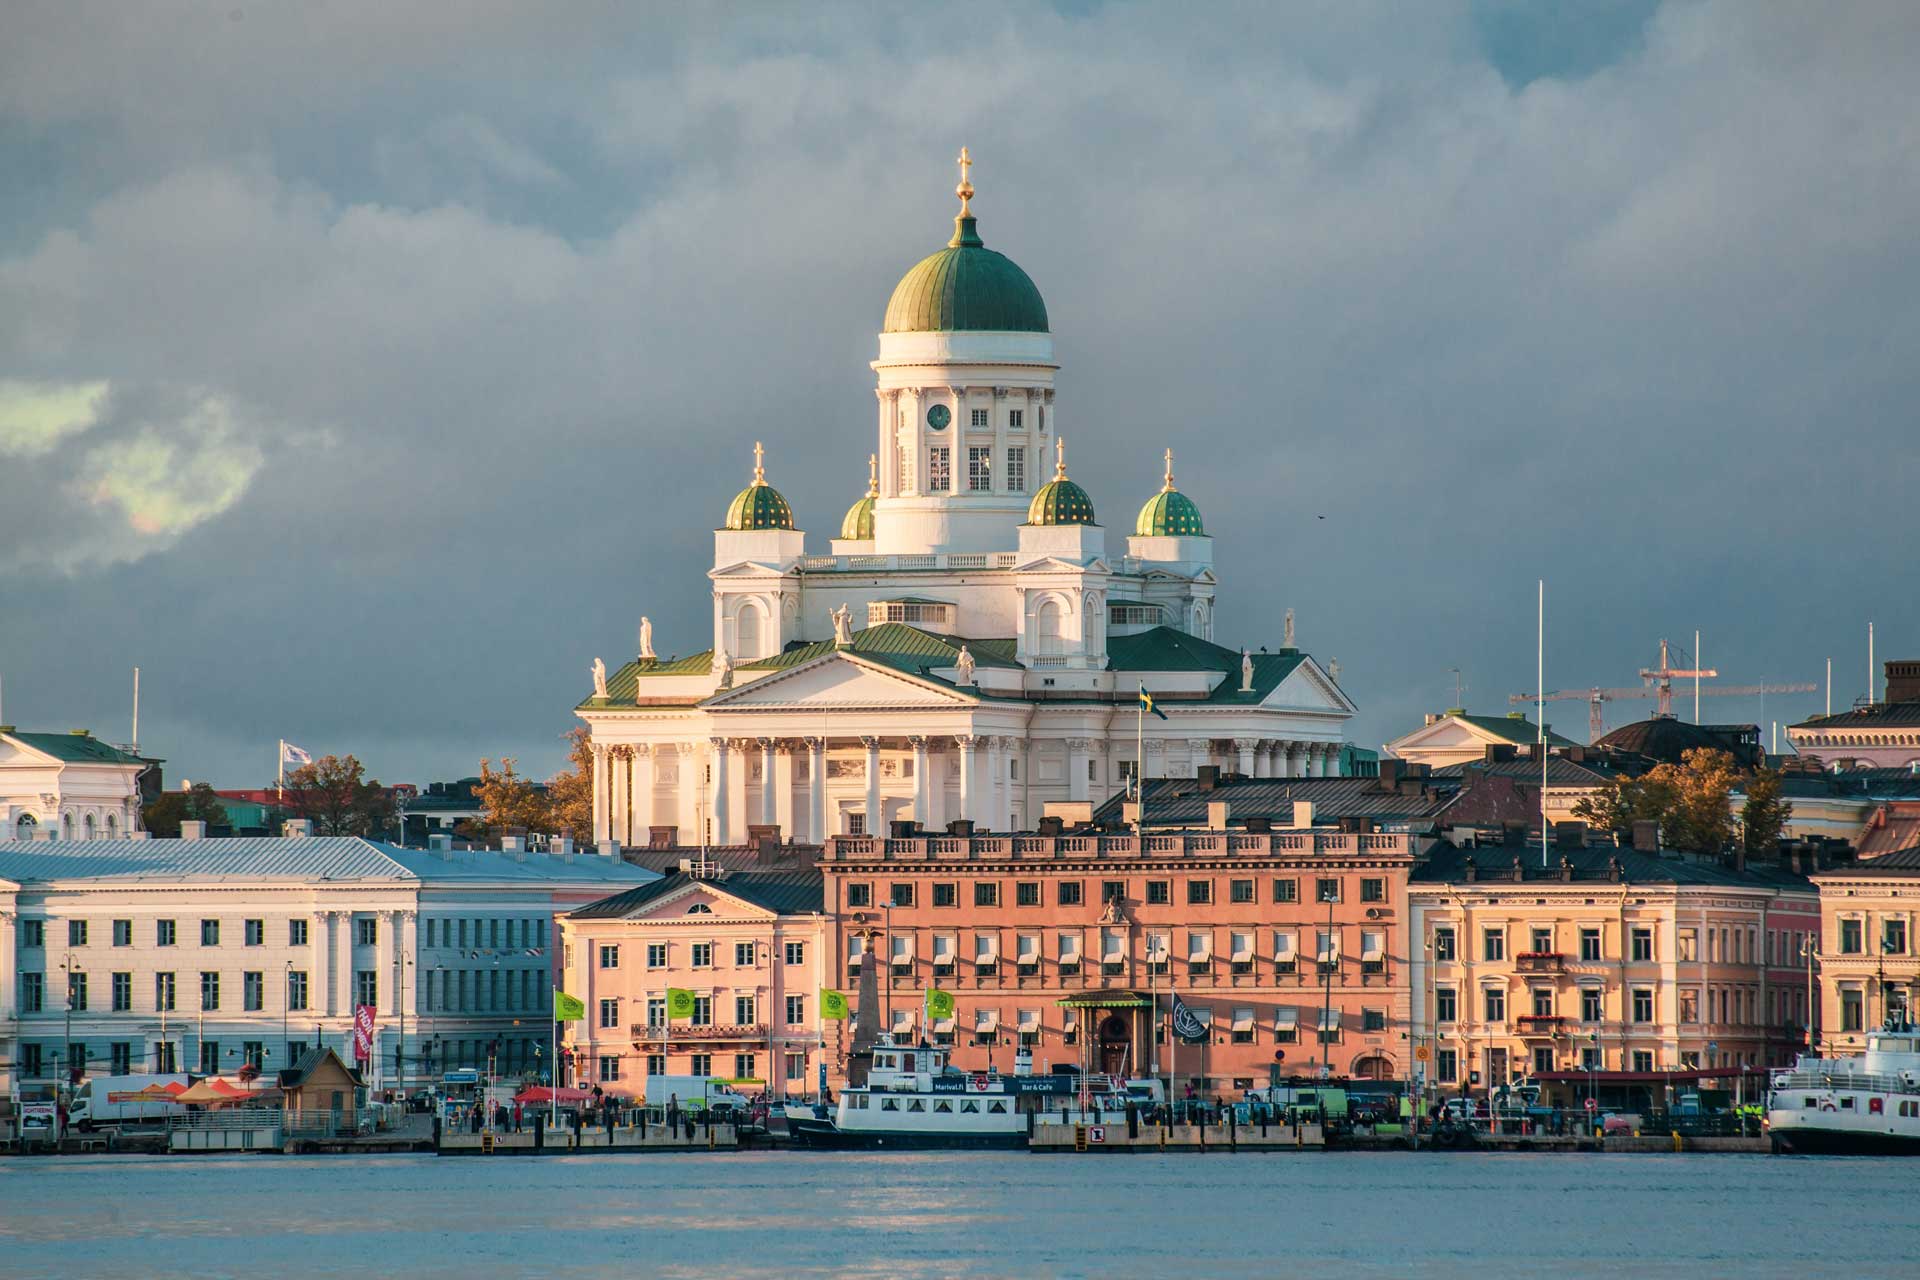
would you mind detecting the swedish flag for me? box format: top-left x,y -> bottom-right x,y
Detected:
1139,684 -> 1168,720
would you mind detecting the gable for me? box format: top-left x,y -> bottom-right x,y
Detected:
1266,660 -> 1357,715
621,881 -> 779,922
704,653 -> 975,711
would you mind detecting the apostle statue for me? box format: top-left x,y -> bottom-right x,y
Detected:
716,646 -> 734,688
955,644 -> 976,686
638,616 -> 655,661
832,602 -> 853,646
1240,648 -> 1254,693
1284,608 -> 1296,649
591,657 -> 608,699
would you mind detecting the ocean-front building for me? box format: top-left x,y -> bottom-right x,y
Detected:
577,156 -> 1354,849
1,727 -> 158,841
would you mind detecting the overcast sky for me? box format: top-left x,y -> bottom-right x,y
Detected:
2,1 -> 1915,789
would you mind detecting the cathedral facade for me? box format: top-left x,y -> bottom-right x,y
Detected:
579,156 -> 1353,847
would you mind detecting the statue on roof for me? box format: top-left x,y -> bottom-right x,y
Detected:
1241,648 -> 1254,693
716,646 -> 734,688
832,603 -> 854,647
638,616 -> 655,662
1284,608 -> 1296,649
1330,657 -> 1341,684
591,657 -> 608,699
956,644 -> 976,686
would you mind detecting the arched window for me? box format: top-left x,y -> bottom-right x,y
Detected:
1034,600 -> 1063,656
105,814 -> 118,837
83,813 -> 96,839
735,602 -> 764,662
60,814 -> 72,840
15,813 -> 35,839
686,903 -> 713,915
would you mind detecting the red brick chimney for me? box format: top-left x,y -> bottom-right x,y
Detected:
1885,660 -> 1920,705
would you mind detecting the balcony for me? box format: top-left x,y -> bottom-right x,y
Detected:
628,1023 -> 767,1044
1515,953 -> 1567,974
1516,1015 -> 1567,1036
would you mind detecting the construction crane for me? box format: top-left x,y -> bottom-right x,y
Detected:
1511,640 -> 1815,740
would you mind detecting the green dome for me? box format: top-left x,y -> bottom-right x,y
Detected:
722,442 -> 795,531
840,453 -> 879,540
1027,442 -> 1097,525
883,215 -> 1049,334
1134,451 -> 1205,536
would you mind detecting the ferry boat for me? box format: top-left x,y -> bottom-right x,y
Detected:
1768,1018 -> 1920,1155
785,1036 -> 1157,1150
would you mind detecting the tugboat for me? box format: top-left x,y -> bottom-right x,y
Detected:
1769,1018 -> 1920,1154
786,1036 -> 1146,1150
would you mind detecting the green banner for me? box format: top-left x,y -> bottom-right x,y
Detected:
925,987 -> 955,1020
820,987 -> 850,1020
553,990 -> 586,1022
666,987 -> 697,1019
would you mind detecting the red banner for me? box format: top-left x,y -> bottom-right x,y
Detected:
353,1004 -> 376,1062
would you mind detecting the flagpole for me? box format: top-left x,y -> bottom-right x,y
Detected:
277,739 -> 284,803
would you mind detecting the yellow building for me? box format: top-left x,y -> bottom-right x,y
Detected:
1810,849 -> 1920,1054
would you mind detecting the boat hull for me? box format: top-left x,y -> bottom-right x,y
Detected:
1770,1124 -> 1920,1156
786,1116 -> 1028,1150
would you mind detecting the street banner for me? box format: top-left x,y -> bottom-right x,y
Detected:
666,988 -> 697,1019
352,1004 -> 376,1061
925,988 -> 955,1020
553,990 -> 586,1021
819,988 -> 850,1020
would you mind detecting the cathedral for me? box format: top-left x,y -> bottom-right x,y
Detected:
579,154 -> 1353,847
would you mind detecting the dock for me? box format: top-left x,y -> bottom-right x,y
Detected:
438,1122 -> 738,1155
1029,1120 -> 1324,1152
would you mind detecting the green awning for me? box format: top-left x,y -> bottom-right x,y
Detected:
1055,992 -> 1154,1009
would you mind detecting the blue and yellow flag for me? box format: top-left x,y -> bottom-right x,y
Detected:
1139,683 -> 1169,720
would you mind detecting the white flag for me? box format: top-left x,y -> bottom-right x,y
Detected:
280,741 -> 313,767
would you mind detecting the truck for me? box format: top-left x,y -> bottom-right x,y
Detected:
67,1074 -> 190,1130
641,1075 -> 754,1120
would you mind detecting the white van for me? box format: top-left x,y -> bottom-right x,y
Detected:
642,1076 -> 753,1119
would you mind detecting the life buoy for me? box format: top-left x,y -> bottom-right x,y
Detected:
1819,1097 -> 1838,1113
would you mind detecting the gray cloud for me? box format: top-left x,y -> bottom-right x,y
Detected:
1,0 -> 1915,785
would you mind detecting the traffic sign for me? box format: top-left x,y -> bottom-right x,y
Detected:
1414,1044 -> 1431,1063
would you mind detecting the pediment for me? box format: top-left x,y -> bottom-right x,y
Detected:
621,881 -> 778,922
709,560 -> 795,579
1268,659 -> 1358,716
703,652 -> 976,711
1385,717 -> 1503,755
1012,555 -> 1110,574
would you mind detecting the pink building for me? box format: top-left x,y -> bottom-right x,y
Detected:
557,870 -> 828,1098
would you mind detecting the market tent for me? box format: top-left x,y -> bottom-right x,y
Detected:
513,1085 -> 593,1106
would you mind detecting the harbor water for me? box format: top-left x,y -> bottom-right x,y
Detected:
3,1151 -> 1915,1278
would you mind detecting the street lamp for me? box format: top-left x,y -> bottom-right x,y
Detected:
1800,936 -> 1820,1057
283,960 -> 295,1068
59,954 -> 74,1087
1315,882 -> 1337,1080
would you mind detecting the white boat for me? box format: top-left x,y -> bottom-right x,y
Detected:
1768,1019 -> 1920,1155
785,1036 -> 1158,1150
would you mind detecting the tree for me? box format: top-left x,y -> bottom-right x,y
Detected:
142,783 -> 228,837
1741,767 -> 1794,857
1570,747 -> 1738,855
470,757 -> 550,838
280,754 -> 395,837
543,728 -> 595,842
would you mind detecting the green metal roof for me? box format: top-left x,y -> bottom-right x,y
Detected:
1454,713 -> 1576,747
1026,476 -> 1096,526
723,480 -> 795,531
839,493 -> 875,541
1134,487 -> 1205,537
882,215 -> 1049,334
2,730 -> 150,765
1104,628 -> 1308,704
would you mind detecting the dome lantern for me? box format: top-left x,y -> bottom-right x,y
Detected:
722,441 -> 796,531
1026,437 -> 1097,526
1134,447 -> 1206,537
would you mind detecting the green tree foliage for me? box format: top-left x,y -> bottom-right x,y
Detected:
470,757 -> 549,838
1571,747 -> 1740,855
543,728 -> 595,842
1741,767 -> 1793,857
142,782 -> 228,837
281,754 -> 396,837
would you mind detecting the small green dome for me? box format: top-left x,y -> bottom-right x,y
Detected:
722,443 -> 795,531
1026,440 -> 1096,526
840,454 -> 878,540
1134,450 -> 1205,536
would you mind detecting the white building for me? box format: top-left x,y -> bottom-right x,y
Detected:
579,156 -> 1355,847
1383,710 -> 1573,770
0,834 -> 653,1093
1,727 -> 155,840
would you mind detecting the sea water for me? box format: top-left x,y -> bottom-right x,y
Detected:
1,1151 -> 1913,1278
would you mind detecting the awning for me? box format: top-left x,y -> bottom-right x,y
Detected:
1057,932 -> 1082,960
1274,931 -> 1298,960
975,934 -> 998,961
1018,1009 -> 1041,1033
1274,1007 -> 1299,1030
1056,991 -> 1153,1009
1061,1008 -> 1079,1031
1230,932 -> 1254,963
1317,931 -> 1339,962
1361,932 -> 1385,962
1232,1008 -> 1255,1032
932,934 -> 956,962
1102,930 -> 1126,960
1187,932 -> 1212,961
515,1085 -> 593,1105
1145,932 -> 1169,962
892,1008 -> 915,1033
933,1016 -> 955,1033
1320,1008 -> 1343,1030
975,1008 -> 1001,1032
1016,934 -> 1041,962
891,933 -> 915,961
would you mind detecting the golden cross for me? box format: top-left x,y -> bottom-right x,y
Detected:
867,452 -> 878,495
1164,447 -> 1175,490
956,146 -> 974,216
753,440 -> 765,482
1055,435 -> 1067,478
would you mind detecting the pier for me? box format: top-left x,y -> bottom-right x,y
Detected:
438,1122 -> 738,1155
1029,1121 -> 1324,1152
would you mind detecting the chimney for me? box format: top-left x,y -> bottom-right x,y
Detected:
282,818 -> 313,838
1630,820 -> 1660,853
179,820 -> 207,841
428,832 -> 453,857
1244,815 -> 1272,834
1196,765 -> 1220,791
947,818 -> 975,838
1291,799 -> 1315,829
595,838 -> 618,859
501,834 -> 525,853
1463,855 -> 1478,882
1206,799 -> 1231,829
1037,815 -> 1064,837
1554,821 -> 1587,850
1378,759 -> 1404,787
1885,660 -> 1920,705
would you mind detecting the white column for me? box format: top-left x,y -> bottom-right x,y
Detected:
863,736 -> 883,836
377,910 -> 397,1015
0,911 -> 16,1026
711,738 -> 734,846
727,739 -> 750,842
399,910 -> 418,1087
910,737 -> 931,828
986,737 -> 1006,830
336,913 -> 356,1026
1188,738 -> 1211,779
1067,738 -> 1090,804
759,738 -> 778,828
610,747 -> 628,845
775,743 -> 797,841
591,745 -> 609,843
630,746 -> 653,838
806,737 -> 826,845
957,735 -> 978,822
927,742 -> 947,830
1309,745 -> 1327,778
674,743 -> 702,846
1234,737 -> 1258,777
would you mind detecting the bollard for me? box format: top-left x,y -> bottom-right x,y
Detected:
1671,1130 -> 1683,1152
1127,1104 -> 1139,1140
533,1114 -> 544,1150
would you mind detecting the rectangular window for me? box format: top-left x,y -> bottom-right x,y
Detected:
1436,1048 -> 1458,1084
21,1044 -> 41,1077
600,998 -> 620,1029
646,1054 -> 666,1077
67,971 -> 88,1011
691,943 -> 713,968
1632,1050 -> 1654,1072
1146,880 -> 1171,905
1316,878 -> 1342,903
21,920 -> 44,948
1678,928 -> 1697,961
1581,989 -> 1602,1022
783,941 -> 805,965
932,882 -> 957,908
157,919 -> 176,947
647,943 -> 668,968
646,997 -> 666,1028
200,971 -> 220,1011
734,1053 -> 756,1080
968,407 -> 989,428
689,1053 -> 713,1076
1101,880 -> 1127,905
974,882 -> 1000,908
1057,880 -> 1083,907
1360,878 -> 1385,903
289,971 -> 309,1011
68,919 -> 88,947
735,995 -> 756,1025
289,919 -> 308,947
112,971 -> 132,1012
1006,446 -> 1025,493
199,1041 -> 220,1075
356,918 -> 377,946
155,972 -> 176,1011
1362,1009 -> 1386,1032
786,995 -> 805,1024
1008,409 -> 1024,429
1015,881 -> 1041,907
200,919 -> 220,947
890,883 -> 916,908
355,970 -> 376,1008
245,919 -> 265,947
111,1043 -> 133,1074
1483,928 -> 1505,962
735,941 -> 757,967
1230,879 -> 1254,904
1531,988 -> 1553,1017
1484,988 -> 1506,1022
1433,927 -> 1457,962
113,919 -> 132,947
1187,879 -> 1213,905
599,945 -> 620,970
1530,927 -> 1553,953
243,971 -> 264,1011
1630,927 -> 1654,962
691,997 -> 712,1027
1579,928 -> 1601,962
847,882 -> 873,908
967,446 -> 991,491
1841,987 -> 1864,1032
1886,919 -> 1909,956
599,1054 -> 621,1083
1435,987 -> 1457,1023
1632,988 -> 1655,1023
929,446 -> 950,491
